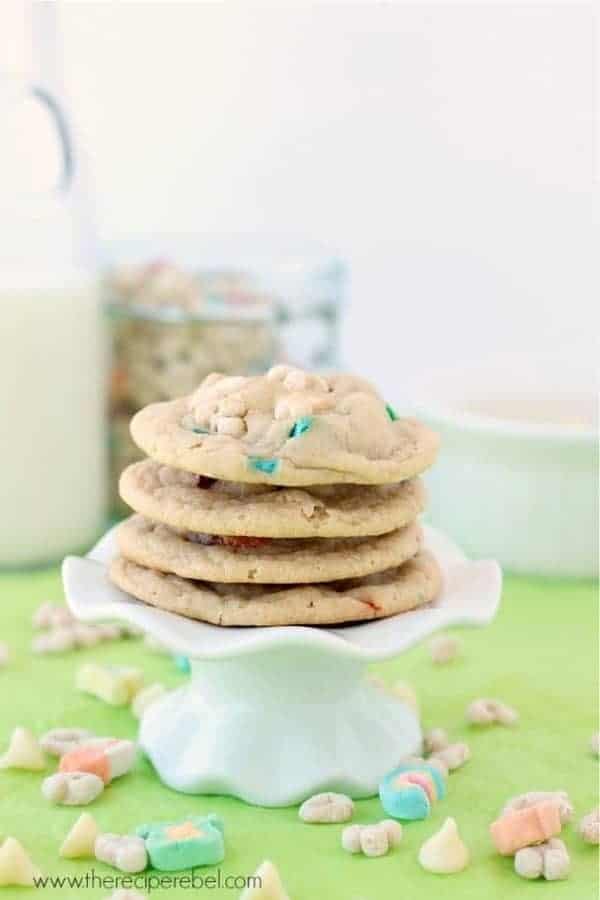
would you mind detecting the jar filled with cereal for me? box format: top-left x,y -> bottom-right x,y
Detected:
105,261 -> 276,515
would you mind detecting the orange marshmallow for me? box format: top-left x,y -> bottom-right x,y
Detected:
490,803 -> 562,856
59,746 -> 111,784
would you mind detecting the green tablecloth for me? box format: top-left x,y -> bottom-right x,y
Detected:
0,567 -> 597,899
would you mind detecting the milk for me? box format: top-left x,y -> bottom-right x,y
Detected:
0,284 -> 107,566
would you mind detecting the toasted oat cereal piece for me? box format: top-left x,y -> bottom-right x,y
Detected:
132,683 -> 167,719
502,791 -> 573,824
514,838 -> 570,881
0,837 -> 42,886
341,820 -> 402,857
589,732 -> 600,757
578,807 -> 599,845
32,627 -> 77,654
95,833 -> 148,874
32,602 -> 75,630
490,802 -> 561,855
0,727 -> 46,770
76,663 -> 143,706
40,727 -> 96,758
431,742 -> 471,772
466,698 -> 518,726
428,634 -> 461,664
240,860 -> 290,899
42,771 -> 104,805
0,641 -> 10,667
299,792 -> 354,823
423,727 -> 449,755
60,812 -> 99,858
72,624 -> 103,648
418,817 -> 470,874
60,738 -> 136,784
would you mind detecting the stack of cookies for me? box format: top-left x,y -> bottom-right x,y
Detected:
111,367 -> 442,627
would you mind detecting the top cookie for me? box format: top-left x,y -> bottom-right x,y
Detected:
130,366 -> 439,486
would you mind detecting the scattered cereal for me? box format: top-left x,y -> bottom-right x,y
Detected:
60,812 -> 99,859
95,834 -> 148,874
76,663 -> 143,706
514,838 -> 570,880
423,727 -> 449,755
590,732 -> 600,757
136,815 -> 224,870
40,727 -> 95,757
418,817 -> 470,874
428,634 -> 461,664
32,602 -> 75,630
132,683 -> 167,719
466,698 -> 518,726
42,771 -> 104,805
490,802 -> 561,856
431,742 -> 471,773
32,627 -> 76,654
299,792 -> 354,824
578,807 -> 599,845
240,860 -> 290,900
0,837 -> 42,886
502,791 -> 573,824
0,727 -> 46,770
379,761 -> 446,820
341,820 -> 402,857
60,738 -> 136,784
389,680 -> 419,713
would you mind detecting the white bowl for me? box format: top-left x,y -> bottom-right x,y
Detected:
411,357 -> 598,577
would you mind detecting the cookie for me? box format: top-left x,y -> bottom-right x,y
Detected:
130,367 -> 439,486
117,515 -> 423,584
119,460 -> 427,538
109,551 -> 441,627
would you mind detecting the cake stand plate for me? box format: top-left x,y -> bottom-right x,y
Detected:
63,526 -> 501,807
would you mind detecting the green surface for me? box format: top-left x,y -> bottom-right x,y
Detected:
0,567 -> 597,899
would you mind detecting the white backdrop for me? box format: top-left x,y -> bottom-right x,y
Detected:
15,3 -> 599,397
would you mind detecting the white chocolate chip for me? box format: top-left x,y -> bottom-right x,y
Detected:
240,860 -> 290,899
423,727 -> 449,754
502,791 -> 573,824
431,742 -> 471,772
428,634 -> 461,664
42,771 -> 104,805
0,727 -> 46,770
95,834 -> 147,874
466,698 -> 518,726
418,817 -> 470,874
0,837 -> 42,886
76,663 -> 143,706
578,807 -> 600,844
40,727 -> 95,757
299,792 -> 354,823
60,812 -> 99,859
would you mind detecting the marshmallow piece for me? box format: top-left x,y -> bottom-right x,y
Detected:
578,807 -> 600,844
136,814 -> 224,870
423,728 -> 449,754
590,732 -> 600,757
502,791 -> 573,824
431,742 -> 471,772
0,837 -> 42,886
76,663 -> 143,706
428,634 -> 461,664
240,860 -> 290,900
299,792 -> 354,823
379,761 -> 446,821
490,802 -> 561,855
40,727 -> 95,757
60,738 -> 136,783
42,771 -> 104,805
0,641 -> 10,667
389,680 -> 419,713
418,817 -> 470,874
132,683 -> 167,720
60,813 -> 99,858
95,834 -> 148,874
0,727 -> 46,770
466,698 -> 518,726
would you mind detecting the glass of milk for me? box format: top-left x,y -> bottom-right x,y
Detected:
0,76 -> 107,567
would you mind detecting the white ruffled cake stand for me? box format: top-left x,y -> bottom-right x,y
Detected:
62,525 -> 501,807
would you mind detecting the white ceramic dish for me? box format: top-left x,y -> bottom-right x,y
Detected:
63,525 -> 501,806
411,358 -> 598,577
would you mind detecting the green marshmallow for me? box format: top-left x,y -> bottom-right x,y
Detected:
248,456 -> 280,475
136,814 -> 225,871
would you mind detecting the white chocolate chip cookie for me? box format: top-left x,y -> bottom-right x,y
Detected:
109,551 -> 441,627
130,369 -> 439,485
116,514 -> 423,584
119,460 -> 427,538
